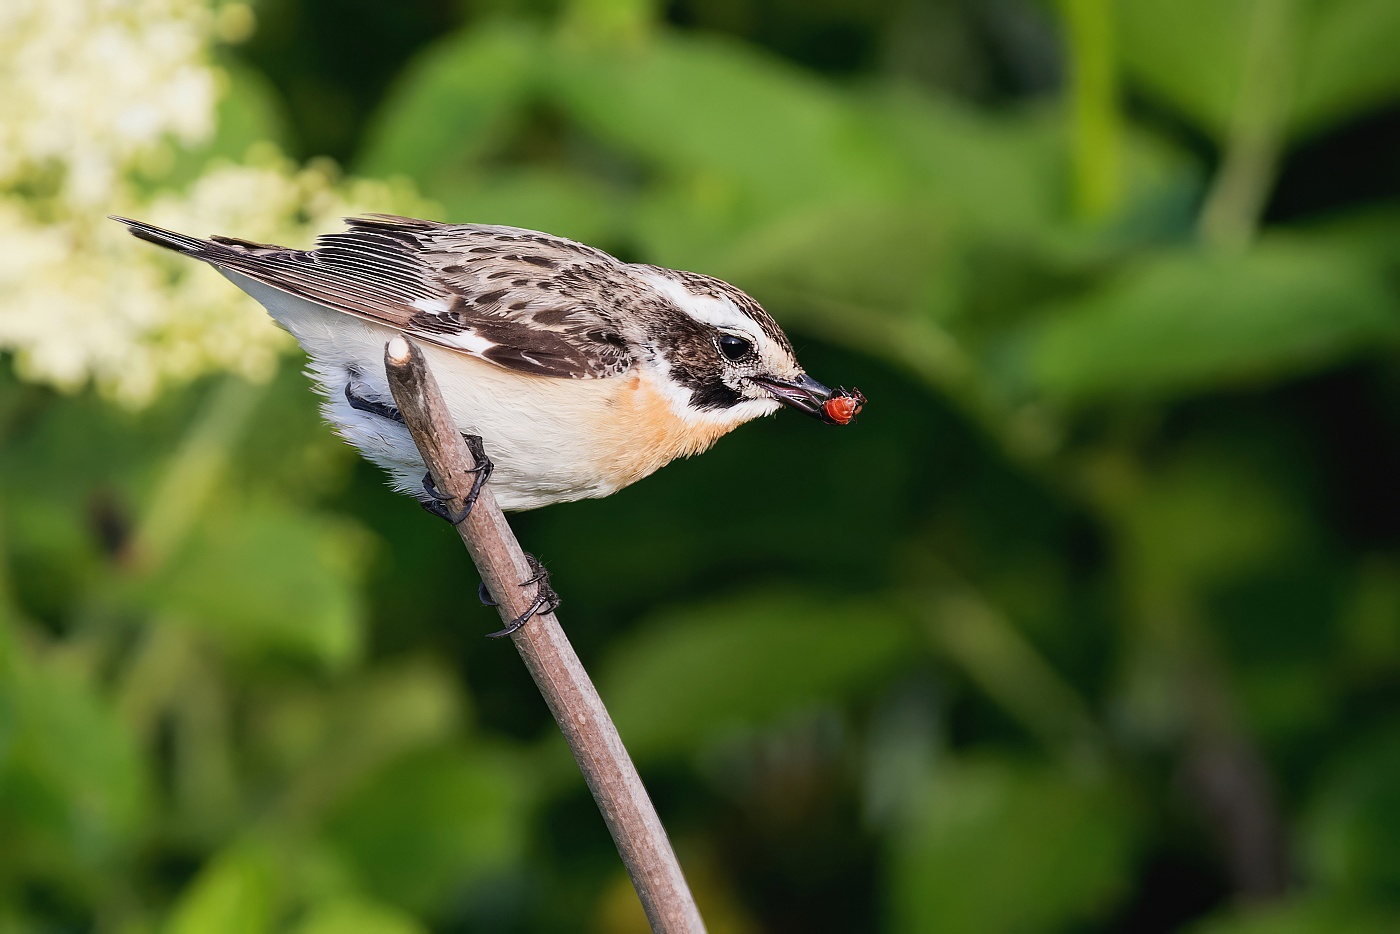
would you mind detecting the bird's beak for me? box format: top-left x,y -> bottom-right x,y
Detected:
752,373 -> 834,420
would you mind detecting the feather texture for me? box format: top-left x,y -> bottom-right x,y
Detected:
114,214 -> 650,379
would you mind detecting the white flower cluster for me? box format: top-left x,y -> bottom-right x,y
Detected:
0,0 -> 430,405
0,0 -> 219,205
1,153 -> 425,404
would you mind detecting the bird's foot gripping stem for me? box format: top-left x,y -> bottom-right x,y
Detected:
345,380 -> 404,424
420,435 -> 493,525
485,554 -> 560,639
345,381 -> 492,525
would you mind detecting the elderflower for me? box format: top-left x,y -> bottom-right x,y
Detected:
0,153 -> 429,406
0,0 -> 432,406
0,0 -> 219,205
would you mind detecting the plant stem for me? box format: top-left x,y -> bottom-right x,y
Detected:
1060,0 -> 1124,221
1198,0 -> 1295,249
383,336 -> 705,934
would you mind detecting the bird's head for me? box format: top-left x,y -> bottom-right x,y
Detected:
633,267 -> 859,428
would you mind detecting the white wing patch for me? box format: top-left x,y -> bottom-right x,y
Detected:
637,269 -> 757,335
437,328 -> 498,355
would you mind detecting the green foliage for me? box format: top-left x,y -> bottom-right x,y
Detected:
358,23 -> 543,186
602,591 -> 915,759
131,503 -> 369,668
1302,726 -> 1400,898
1025,236 -> 1400,402
292,896 -> 428,934
1189,898 -> 1400,934
323,747 -> 529,913
0,661 -> 148,873
1117,0 -> 1400,139
890,760 -> 1137,931
6,0 -> 1400,930
166,842 -> 279,934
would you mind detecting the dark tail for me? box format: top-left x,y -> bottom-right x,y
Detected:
108,215 -> 209,255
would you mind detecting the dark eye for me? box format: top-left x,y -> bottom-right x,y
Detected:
718,334 -> 752,362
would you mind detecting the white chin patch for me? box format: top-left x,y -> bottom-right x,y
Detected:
727,396 -> 783,421
680,393 -> 781,427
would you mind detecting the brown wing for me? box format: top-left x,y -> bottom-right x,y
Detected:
393,217 -> 640,378
118,214 -> 638,379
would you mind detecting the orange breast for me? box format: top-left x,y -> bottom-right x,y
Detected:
588,372 -> 740,492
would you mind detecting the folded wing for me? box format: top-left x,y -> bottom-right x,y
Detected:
112,214 -> 637,379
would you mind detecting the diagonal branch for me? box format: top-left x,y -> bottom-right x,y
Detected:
383,336 -> 705,934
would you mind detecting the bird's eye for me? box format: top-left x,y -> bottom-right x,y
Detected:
718,334 -> 752,362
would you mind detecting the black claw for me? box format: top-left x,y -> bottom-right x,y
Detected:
420,473 -> 471,524
485,554 -> 559,638
419,435 -> 494,525
344,381 -> 404,423
478,580 -> 498,607
420,495 -> 453,523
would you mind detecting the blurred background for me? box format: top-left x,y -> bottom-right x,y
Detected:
3,0 -> 1400,930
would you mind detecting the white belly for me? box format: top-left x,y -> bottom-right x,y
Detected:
223,270 -> 639,511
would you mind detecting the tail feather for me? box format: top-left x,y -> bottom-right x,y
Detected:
108,215 -> 210,255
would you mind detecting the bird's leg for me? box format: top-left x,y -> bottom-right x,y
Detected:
346,374 -> 492,524
344,380 -> 404,423
420,434 -> 494,524
486,554 -> 560,639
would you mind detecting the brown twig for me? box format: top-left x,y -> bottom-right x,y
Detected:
383,336 -> 706,934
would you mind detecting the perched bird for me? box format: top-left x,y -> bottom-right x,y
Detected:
112,214 -> 863,513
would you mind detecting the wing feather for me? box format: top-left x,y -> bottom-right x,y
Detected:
141,216 -> 639,379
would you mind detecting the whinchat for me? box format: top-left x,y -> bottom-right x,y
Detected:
113,214 -> 864,513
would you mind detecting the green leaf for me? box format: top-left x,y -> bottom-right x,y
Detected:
427,167 -> 626,248
1118,442 -> 1306,588
1189,898 -> 1400,934
1302,725 -> 1400,899
601,591 -> 915,760
291,896 -> 427,934
134,502 -> 370,668
1023,238 -> 1400,403
253,660 -> 464,823
1116,0 -> 1254,138
1117,0 -> 1400,141
550,32 -> 898,214
357,21 -> 543,184
722,202 -> 954,322
615,78 -> 1063,269
866,91 -> 1062,238
166,841 -> 277,934
160,63 -> 291,189
205,64 -> 291,161
1342,558 -> 1400,676
0,661 -> 148,870
1293,0 -> 1400,134
321,747 -> 528,914
889,759 -> 1136,932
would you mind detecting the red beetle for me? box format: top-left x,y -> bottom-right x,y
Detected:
821,387 -> 866,426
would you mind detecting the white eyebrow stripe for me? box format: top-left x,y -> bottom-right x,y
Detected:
637,269 -> 756,334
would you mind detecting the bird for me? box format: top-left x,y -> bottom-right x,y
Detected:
112,214 -> 863,515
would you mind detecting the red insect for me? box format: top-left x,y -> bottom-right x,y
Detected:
821,387 -> 866,426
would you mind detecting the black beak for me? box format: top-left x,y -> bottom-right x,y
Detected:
752,373 -> 834,420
